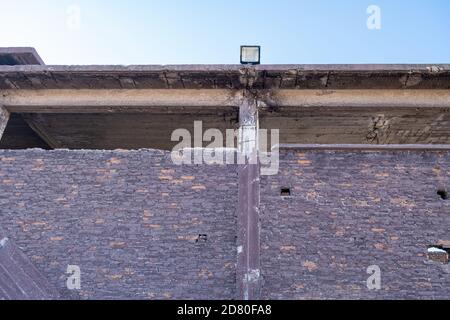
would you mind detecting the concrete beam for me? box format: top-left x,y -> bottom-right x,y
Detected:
236,90 -> 261,300
2,89 -> 450,113
0,106 -> 10,140
268,89 -> 450,109
0,89 -> 238,113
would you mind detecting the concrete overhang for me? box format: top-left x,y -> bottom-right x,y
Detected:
0,64 -> 449,89
0,47 -> 45,66
1,59 -> 450,150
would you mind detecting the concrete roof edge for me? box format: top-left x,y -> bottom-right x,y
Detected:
0,47 -> 45,66
0,64 -> 450,73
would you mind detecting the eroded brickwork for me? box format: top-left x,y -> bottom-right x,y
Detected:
260,149 -> 450,299
0,149 -> 238,300
1,148 -> 449,300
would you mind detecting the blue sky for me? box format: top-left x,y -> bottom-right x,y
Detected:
0,0 -> 449,65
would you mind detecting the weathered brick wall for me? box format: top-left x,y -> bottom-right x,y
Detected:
0,149 -> 238,300
260,149 -> 450,299
1,148 -> 449,300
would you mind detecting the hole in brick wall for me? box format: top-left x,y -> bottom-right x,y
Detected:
427,246 -> 449,264
437,189 -> 449,200
196,234 -> 208,243
281,188 -> 291,197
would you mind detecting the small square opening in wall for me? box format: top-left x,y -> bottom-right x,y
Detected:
427,246 -> 449,264
196,234 -> 208,243
281,188 -> 291,197
437,188 -> 449,200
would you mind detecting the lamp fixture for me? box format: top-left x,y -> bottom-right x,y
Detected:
240,45 -> 261,65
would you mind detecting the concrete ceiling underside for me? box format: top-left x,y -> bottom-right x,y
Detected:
260,107 -> 450,145
9,109 -> 239,150
2,107 -> 450,150
0,113 -> 50,149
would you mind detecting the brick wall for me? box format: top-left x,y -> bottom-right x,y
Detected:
1,149 -> 449,300
0,149 -> 238,300
260,149 -> 450,299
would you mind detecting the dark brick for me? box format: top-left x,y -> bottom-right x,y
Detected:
1,148 -> 449,300
0,149 -> 238,300
260,149 -> 450,299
